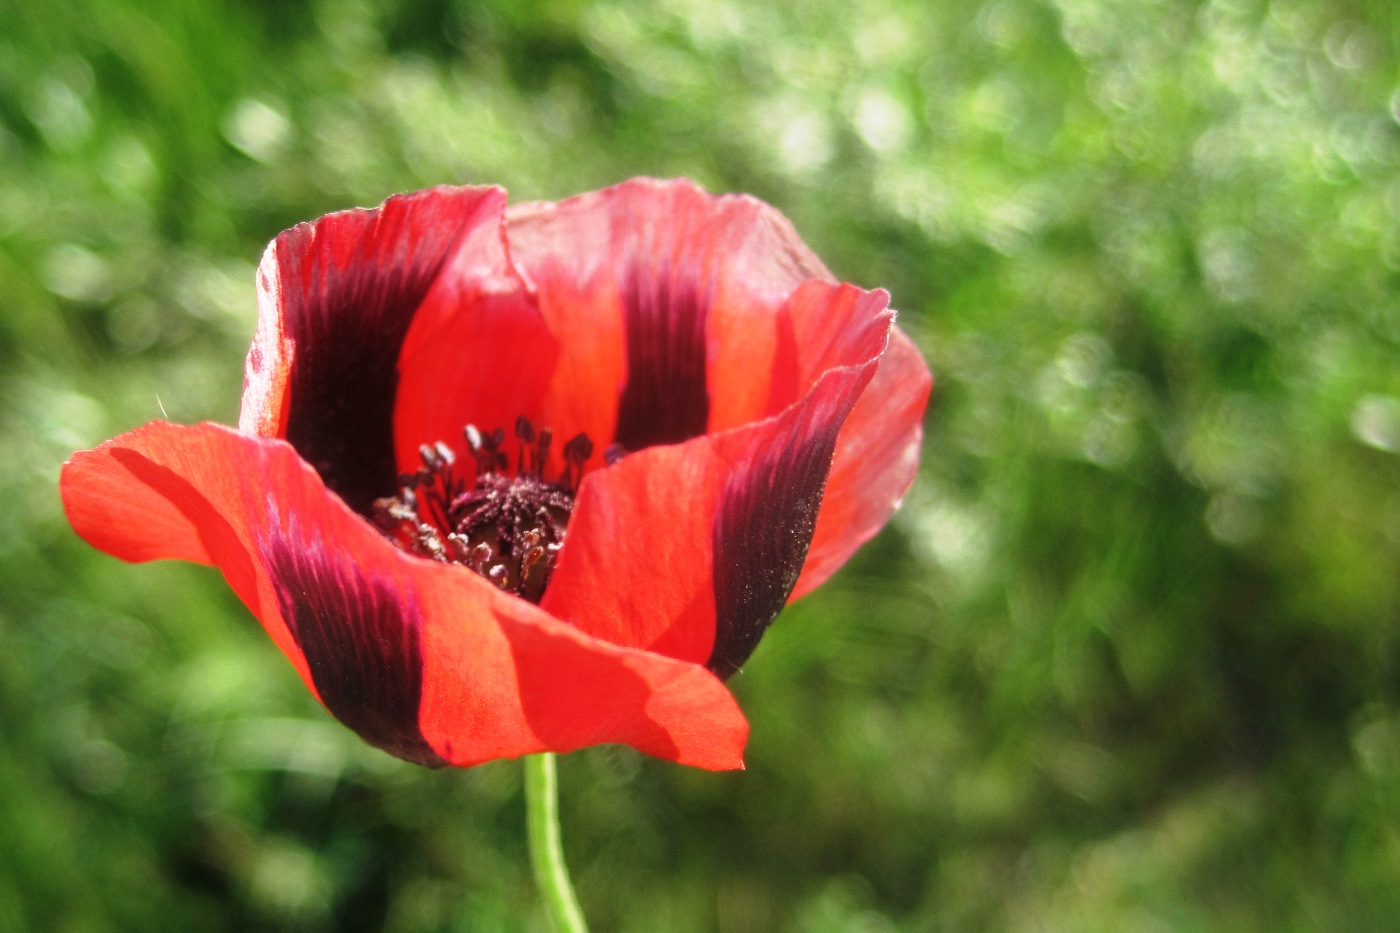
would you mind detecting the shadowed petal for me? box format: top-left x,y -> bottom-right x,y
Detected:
506,178 -> 832,457
392,207 -> 558,473
240,185 -> 509,514
708,279 -> 894,431
792,327 -> 931,600
542,348 -> 881,677
262,516 -> 444,765
60,422 -> 748,769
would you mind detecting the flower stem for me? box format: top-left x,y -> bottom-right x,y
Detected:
524,753 -> 589,933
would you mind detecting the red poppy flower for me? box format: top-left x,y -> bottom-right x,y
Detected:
59,179 -> 931,771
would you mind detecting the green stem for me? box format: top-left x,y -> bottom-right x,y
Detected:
524,753 -> 589,933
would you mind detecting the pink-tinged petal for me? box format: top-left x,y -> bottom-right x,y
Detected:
542,344 -> 883,677
506,178 -> 831,456
240,185 -> 508,514
61,422 -> 747,769
792,326 -> 932,600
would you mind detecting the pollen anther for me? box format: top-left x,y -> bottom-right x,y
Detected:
372,418 -> 589,603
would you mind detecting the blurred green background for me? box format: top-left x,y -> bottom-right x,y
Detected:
2,0 -> 1399,929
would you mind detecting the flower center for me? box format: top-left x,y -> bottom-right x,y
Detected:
372,418 -> 591,603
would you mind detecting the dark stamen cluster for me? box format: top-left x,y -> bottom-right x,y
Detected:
372,418 -> 592,603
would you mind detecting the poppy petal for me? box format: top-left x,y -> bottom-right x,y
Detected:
709,279 -> 895,434
506,178 -> 831,458
792,326 -> 932,600
60,422 -> 747,769
391,211 -> 558,473
240,185 -> 508,514
56,438 -> 218,569
61,423 -> 299,676
261,517 -> 446,764
541,350 -> 881,677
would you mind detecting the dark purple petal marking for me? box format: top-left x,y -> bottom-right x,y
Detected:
275,193 -> 483,515
612,265 -> 711,453
262,519 -> 445,766
707,373 -> 871,679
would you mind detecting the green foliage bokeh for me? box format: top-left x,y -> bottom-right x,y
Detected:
2,0 -> 1399,929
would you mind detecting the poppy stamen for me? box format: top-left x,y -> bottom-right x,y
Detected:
372,418 -> 590,603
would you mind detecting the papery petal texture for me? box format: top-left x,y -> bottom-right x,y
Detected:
61,177 -> 930,770
241,185 -> 519,513
61,422 -> 746,769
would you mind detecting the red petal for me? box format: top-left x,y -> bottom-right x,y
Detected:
506,178 -> 831,458
62,423 -> 295,671
709,279 -> 894,430
58,438 -> 216,569
792,326 -> 932,600
541,351 -> 880,677
392,210 -> 557,473
240,185 -> 508,514
60,423 -> 747,770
